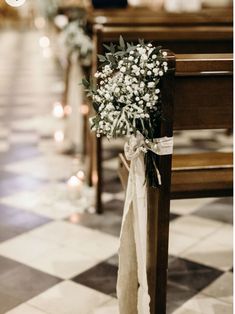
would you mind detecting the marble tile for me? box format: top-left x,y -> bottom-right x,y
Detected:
180,236 -> 233,271
0,255 -> 22,279
170,198 -> 217,216
0,140 -> 10,152
180,293 -> 233,314
28,245 -> 101,279
0,264 -> 60,303
0,233 -> 60,265
169,231 -> 199,256
167,281 -> 196,314
29,221 -> 119,261
0,183 -> 90,219
0,290 -> 22,314
67,211 -> 122,237
170,215 -> 223,240
193,198 -> 233,224
9,133 -> 39,144
0,209 -> 50,242
202,272 -> 233,304
28,281 -> 112,314
6,303 -> 47,314
172,307 -> 200,314
92,298 -> 119,314
168,257 -> 222,292
73,261 -> 118,297
5,154 -> 73,180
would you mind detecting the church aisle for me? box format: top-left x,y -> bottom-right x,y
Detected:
0,29 -> 232,314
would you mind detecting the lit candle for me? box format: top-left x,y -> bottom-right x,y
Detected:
39,36 -> 50,49
67,175 -> 82,199
53,102 -> 64,118
77,170 -> 85,181
54,130 -> 64,143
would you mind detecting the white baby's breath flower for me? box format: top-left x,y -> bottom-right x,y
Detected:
147,71 -> 152,76
147,82 -> 155,88
162,51 -> 167,57
129,56 -> 134,61
159,71 -> 163,76
143,94 -> 150,102
152,54 -> 157,59
120,66 -> 126,73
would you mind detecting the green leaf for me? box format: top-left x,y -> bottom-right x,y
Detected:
110,43 -> 116,54
119,35 -> 125,50
97,54 -> 106,62
103,44 -> 112,52
82,78 -> 90,88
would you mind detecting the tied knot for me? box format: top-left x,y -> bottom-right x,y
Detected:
124,132 -> 173,161
124,132 -> 174,185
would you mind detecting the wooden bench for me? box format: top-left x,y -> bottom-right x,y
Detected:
118,53 -> 233,314
88,6 -> 233,27
90,24 -> 233,213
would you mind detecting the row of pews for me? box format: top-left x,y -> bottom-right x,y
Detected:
56,3 -> 233,314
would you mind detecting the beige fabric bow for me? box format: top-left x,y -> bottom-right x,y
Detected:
117,132 -> 173,314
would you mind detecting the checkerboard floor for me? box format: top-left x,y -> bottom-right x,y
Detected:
0,29 -> 233,314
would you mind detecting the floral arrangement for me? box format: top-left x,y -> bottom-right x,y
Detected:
59,21 -> 93,66
83,37 -> 168,187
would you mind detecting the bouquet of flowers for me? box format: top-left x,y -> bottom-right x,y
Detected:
83,37 -> 168,187
59,21 -> 93,66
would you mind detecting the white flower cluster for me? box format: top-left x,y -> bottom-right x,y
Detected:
90,43 -> 168,139
59,21 -> 93,66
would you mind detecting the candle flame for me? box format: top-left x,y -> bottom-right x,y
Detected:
54,130 -> 64,143
39,36 -> 50,49
53,102 -> 64,118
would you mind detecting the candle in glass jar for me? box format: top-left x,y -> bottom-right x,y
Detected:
53,102 -> 64,118
67,175 -> 82,199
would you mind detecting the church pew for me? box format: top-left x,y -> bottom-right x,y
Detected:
88,6 -> 233,28
90,24 -> 233,213
118,52 -> 233,314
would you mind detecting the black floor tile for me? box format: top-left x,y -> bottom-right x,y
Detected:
168,257 -> 223,293
0,290 -> 22,314
103,199 -> 124,216
0,256 -> 22,279
0,175 -> 46,197
67,211 -> 121,237
193,197 -> 233,224
73,262 -> 118,297
167,281 -> 196,314
0,209 -> 51,242
0,264 -> 61,303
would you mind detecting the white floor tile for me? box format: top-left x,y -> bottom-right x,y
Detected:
170,198 -> 217,216
6,303 -> 47,314
0,183 -> 91,219
180,236 -> 232,271
180,293 -> 233,314
28,245 -> 100,279
92,298 -> 119,314
169,230 -> 199,255
170,215 -> 223,240
5,154 -> 73,180
29,221 -> 119,261
28,281 -> 112,314
0,233 -> 59,264
202,272 -> 233,304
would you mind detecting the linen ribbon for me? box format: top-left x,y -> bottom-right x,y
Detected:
117,132 -> 173,314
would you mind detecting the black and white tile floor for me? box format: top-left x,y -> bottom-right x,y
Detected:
0,29 -> 233,314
